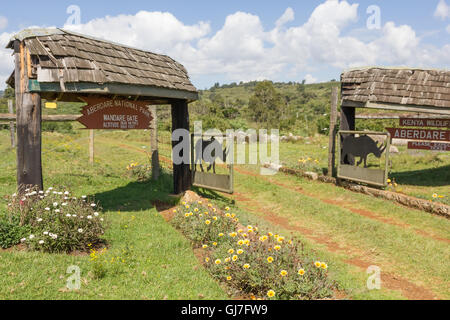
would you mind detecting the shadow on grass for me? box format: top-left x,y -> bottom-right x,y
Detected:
193,187 -> 234,205
93,171 -> 176,212
391,164 -> 450,187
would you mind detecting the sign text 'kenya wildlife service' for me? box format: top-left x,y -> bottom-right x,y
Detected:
77,97 -> 152,130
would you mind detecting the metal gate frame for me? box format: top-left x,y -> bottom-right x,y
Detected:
337,130 -> 391,187
190,133 -> 234,194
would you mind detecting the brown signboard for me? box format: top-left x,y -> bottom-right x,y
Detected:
386,128 -> 450,142
399,118 -> 450,128
408,141 -> 450,152
77,97 -> 152,130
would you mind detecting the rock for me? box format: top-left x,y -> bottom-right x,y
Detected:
389,145 -> 399,154
304,171 -> 319,181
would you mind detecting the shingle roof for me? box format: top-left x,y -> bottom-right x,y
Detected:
6,28 -> 197,95
341,67 -> 450,108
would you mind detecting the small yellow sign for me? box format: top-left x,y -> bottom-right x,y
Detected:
45,102 -> 57,109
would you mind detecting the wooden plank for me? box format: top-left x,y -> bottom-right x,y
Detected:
339,106 -> 355,165
171,100 -> 191,194
328,86 -> 338,177
0,113 -> 79,122
89,129 -> 94,164
28,80 -> 199,102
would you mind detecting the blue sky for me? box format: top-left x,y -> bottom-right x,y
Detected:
0,0 -> 448,89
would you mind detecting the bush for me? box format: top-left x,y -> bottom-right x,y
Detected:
127,162 -> 152,181
171,201 -> 336,300
42,122 -> 74,134
5,187 -> 107,253
0,215 -> 31,249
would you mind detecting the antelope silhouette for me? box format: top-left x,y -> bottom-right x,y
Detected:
194,137 -> 228,174
342,135 -> 386,168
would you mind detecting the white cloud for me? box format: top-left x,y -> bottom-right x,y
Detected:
304,74 -> 318,84
0,16 -> 8,30
447,24 -> 450,33
434,0 -> 450,20
0,0 -> 449,90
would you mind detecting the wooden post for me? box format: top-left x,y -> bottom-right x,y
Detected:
14,40 -> 43,191
8,99 -> 15,148
149,105 -> 160,180
328,87 -> 338,177
340,106 -> 356,165
171,99 -> 191,194
89,129 -> 94,164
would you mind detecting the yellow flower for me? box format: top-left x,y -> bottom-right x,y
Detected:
198,201 -> 203,205
232,255 -> 238,262
225,257 -> 231,263
229,232 -> 237,238
172,209 -> 177,213
274,245 -> 281,251
226,276 -> 232,281
194,208 -> 199,212
243,264 -> 250,269
238,229 -> 244,233
219,233 -> 224,237
247,225 -> 253,230
225,213 -> 231,218
237,240 -> 244,246
213,242 -> 218,246
204,211 -> 209,215
243,239 -> 250,246
321,263 -> 328,270
205,220 -> 211,225
185,205 -> 190,209
242,233 -> 248,238
213,216 -> 218,221
267,256 -> 274,263
208,204 -> 213,208
315,261 -> 321,268
234,218 -> 239,223
213,208 -> 217,213
274,234 -> 279,239
184,213 -> 190,218
298,269 -> 305,276
248,229 -> 254,233
268,232 -> 273,237
215,259 -> 222,265
225,207 -> 230,211
228,249 -> 235,254
277,237 -> 284,243
387,179 -> 391,183
237,249 -> 244,255
182,201 -> 186,205
205,258 -> 210,263
280,270 -> 288,277
432,193 -> 438,199
267,290 -> 275,298
231,214 -> 236,218
202,244 -> 208,249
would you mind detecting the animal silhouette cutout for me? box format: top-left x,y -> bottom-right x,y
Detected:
341,135 -> 386,168
194,137 -> 228,174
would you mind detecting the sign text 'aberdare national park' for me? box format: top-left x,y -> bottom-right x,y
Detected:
77,98 -> 152,130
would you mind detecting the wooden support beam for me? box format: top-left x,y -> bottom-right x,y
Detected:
8,100 -> 15,148
149,106 -> 160,181
15,40 -> 43,191
339,106 -> 355,165
171,100 -> 191,195
328,87 -> 338,177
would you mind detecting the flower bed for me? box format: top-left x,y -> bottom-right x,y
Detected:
171,196 -> 336,300
2,187 -> 107,253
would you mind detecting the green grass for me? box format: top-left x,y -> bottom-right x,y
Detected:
0,130 -> 227,300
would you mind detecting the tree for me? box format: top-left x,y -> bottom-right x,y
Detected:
247,81 -> 283,127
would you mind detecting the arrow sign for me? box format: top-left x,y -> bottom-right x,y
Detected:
386,128 -> 450,142
77,97 -> 152,130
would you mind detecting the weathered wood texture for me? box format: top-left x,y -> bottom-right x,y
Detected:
328,87 -> 338,177
0,113 -> 79,121
171,100 -> 191,194
356,113 -> 450,120
341,67 -> 450,109
6,29 -> 197,94
8,100 -> 15,148
149,106 -> 160,181
15,40 -> 43,191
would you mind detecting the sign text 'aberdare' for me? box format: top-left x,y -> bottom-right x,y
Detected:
77,98 -> 152,130
386,128 -> 450,142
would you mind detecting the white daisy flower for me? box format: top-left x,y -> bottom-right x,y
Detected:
39,191 -> 44,194
39,240 -> 44,245
87,215 -> 92,220
66,214 -> 71,217
78,228 -> 84,233
45,207 -> 50,211
53,202 -> 58,207
91,203 -> 96,207
29,234 -> 35,239
64,191 -> 70,195
55,209 -> 60,213
37,218 -> 43,222
43,231 -> 49,235
72,215 -> 77,218
12,193 -> 17,197
62,203 -> 68,206
20,238 -> 27,243
82,196 -> 87,199
94,212 -> 99,217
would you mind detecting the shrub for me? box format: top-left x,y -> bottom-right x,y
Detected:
6,187 -> 107,253
0,215 -> 31,249
171,201 -> 336,300
127,162 -> 152,181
